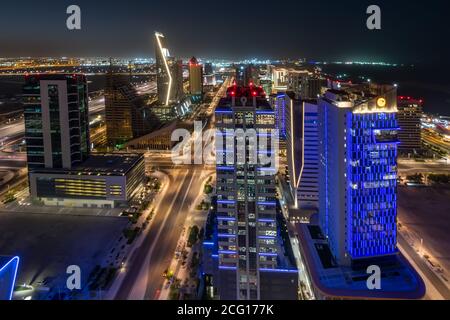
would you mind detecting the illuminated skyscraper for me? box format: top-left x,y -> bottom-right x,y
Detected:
318,86 -> 399,266
204,62 -> 213,75
189,57 -> 203,97
284,93 -> 319,210
235,64 -> 258,87
397,96 -> 423,153
23,74 -> 90,170
155,32 -> 184,105
104,72 -> 160,147
211,86 -> 298,300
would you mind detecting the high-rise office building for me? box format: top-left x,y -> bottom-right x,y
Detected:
204,62 -> 213,75
289,75 -> 327,100
212,86 -> 298,300
104,72 -> 160,147
235,64 -> 258,87
318,86 -> 399,266
397,96 -> 423,153
23,74 -> 90,170
23,74 -> 146,209
284,93 -> 319,210
260,79 -> 272,96
155,32 -> 184,105
294,85 -> 425,300
270,67 -> 289,92
189,57 -> 203,97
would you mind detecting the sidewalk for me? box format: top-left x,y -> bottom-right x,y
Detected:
398,219 -> 450,292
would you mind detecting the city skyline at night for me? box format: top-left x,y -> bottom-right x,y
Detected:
1,0 -> 450,314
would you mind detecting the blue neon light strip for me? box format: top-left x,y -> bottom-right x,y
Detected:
259,268 -> 298,274
216,166 -> 235,171
218,234 -> 237,238
218,250 -> 237,254
217,200 -> 236,204
258,236 -> 276,239
257,133 -> 273,137
258,219 -> 275,223
258,253 -> 278,257
203,242 -> 214,246
217,217 -> 236,221
219,266 -> 237,270
0,256 -> 20,301
256,111 -> 275,115
257,201 -> 277,206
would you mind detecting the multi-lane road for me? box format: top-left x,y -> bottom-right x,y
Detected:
114,167 -> 212,300
398,159 -> 450,175
423,129 -> 450,155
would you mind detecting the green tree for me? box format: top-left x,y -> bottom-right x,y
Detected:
187,226 -> 200,247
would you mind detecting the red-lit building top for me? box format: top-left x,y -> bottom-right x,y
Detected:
226,83 -> 266,98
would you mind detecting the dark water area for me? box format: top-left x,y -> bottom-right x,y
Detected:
320,64 -> 450,116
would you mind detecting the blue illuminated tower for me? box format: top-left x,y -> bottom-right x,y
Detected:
210,86 -> 298,300
0,256 -> 20,300
318,86 -> 399,266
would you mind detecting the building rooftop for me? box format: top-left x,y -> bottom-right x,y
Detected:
216,86 -> 273,112
30,153 -> 144,176
226,85 -> 266,98
24,73 -> 86,82
295,223 -> 425,300
322,84 -> 398,114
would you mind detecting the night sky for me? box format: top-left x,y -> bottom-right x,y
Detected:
1,0 -> 449,63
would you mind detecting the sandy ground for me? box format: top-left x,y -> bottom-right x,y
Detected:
398,186 -> 450,273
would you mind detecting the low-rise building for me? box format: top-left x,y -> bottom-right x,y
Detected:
29,153 -> 145,208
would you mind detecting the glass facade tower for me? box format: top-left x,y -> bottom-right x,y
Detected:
23,74 -> 90,170
318,87 -> 399,266
215,86 -> 279,299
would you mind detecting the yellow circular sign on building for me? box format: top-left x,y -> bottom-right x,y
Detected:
377,97 -> 387,108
